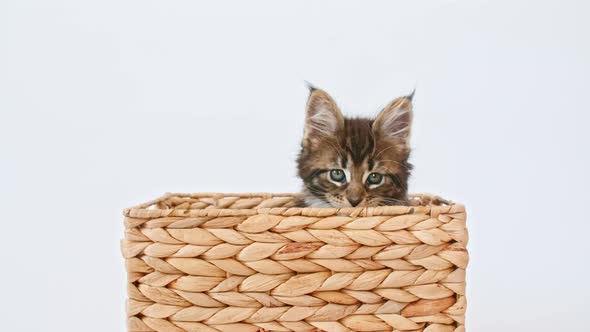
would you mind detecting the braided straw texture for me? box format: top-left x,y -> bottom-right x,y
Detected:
122,193 -> 468,332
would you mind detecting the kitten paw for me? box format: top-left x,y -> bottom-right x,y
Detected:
408,194 -> 451,206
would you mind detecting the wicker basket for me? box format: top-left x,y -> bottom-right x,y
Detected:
122,193 -> 468,332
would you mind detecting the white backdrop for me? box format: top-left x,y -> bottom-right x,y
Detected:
1,1 -> 589,331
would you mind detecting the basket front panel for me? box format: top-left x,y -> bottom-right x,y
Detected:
123,194 -> 468,332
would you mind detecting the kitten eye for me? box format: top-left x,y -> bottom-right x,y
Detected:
366,172 -> 383,185
329,169 -> 346,182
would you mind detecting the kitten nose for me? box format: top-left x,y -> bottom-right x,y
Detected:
347,196 -> 363,207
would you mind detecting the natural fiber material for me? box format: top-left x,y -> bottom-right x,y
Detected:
122,193 -> 468,332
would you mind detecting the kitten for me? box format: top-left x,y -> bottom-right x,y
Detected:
297,86 -> 414,208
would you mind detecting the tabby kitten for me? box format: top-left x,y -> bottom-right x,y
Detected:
297,86 -> 414,208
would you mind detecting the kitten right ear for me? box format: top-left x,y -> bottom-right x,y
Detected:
372,94 -> 414,153
303,87 -> 344,144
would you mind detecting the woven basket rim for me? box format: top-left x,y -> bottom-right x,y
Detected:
123,192 -> 465,219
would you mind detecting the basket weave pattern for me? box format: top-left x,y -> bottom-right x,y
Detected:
122,193 -> 468,332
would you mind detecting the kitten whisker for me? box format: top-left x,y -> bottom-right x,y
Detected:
374,145 -> 398,159
380,197 -> 407,206
375,160 -> 412,171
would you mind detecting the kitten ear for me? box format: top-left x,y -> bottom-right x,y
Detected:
303,87 -> 344,144
372,94 -> 414,152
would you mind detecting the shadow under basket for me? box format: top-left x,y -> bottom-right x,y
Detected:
122,193 -> 468,332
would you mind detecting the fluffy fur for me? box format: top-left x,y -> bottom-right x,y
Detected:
297,87 -> 414,208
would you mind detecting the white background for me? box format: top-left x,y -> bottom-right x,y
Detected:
1,1 -> 589,331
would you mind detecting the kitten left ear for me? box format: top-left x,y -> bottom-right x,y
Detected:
372,94 -> 414,152
303,88 -> 344,144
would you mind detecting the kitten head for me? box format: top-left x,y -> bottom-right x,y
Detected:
297,87 -> 414,207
